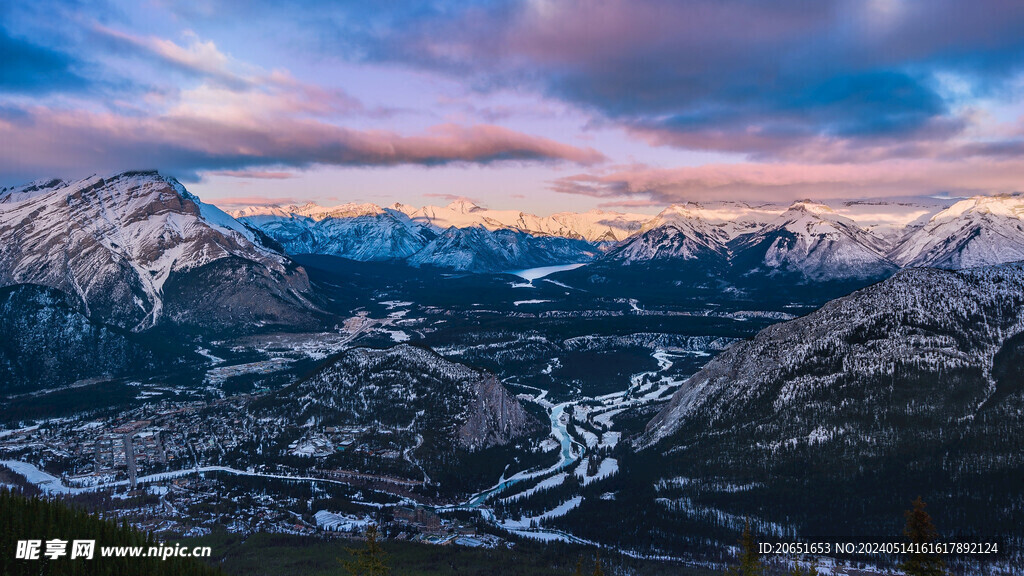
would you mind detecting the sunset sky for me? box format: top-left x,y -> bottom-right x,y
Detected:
3,1 -> 1024,214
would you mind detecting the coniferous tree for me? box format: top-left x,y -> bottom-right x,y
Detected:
343,524 -> 390,576
726,518 -> 765,576
592,550 -> 604,576
899,497 -> 945,576
0,488 -> 221,576
572,555 -> 584,576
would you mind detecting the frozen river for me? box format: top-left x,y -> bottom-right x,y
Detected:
505,263 -> 586,283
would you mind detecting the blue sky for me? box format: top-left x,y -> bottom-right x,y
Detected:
2,1 -> 1024,214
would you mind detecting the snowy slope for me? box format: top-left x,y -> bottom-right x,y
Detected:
658,201 -> 782,240
0,171 -> 314,331
890,194 -> 1024,269
644,262 -> 1024,445
233,204 -> 433,262
546,210 -> 649,242
259,344 -> 540,463
0,178 -> 69,205
728,200 -> 896,281
407,226 -> 597,273
234,200 -> 603,271
602,204 -> 731,264
635,262 -> 1024,548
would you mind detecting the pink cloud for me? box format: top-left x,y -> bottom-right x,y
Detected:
211,196 -> 307,207
423,193 -> 482,204
0,105 -> 605,180
94,24 -> 253,89
553,158 -> 1024,203
206,169 -> 296,179
596,198 -> 666,209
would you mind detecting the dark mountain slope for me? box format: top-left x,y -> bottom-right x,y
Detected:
0,284 -> 194,394
625,263 -> 1024,556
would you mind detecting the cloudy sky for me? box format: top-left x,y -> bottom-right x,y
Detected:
2,0 -> 1024,214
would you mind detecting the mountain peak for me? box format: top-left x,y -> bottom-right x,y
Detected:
0,170 -> 312,331
933,193 -> 1024,222
658,202 -> 703,218
446,198 -> 482,213
892,193 -> 1024,268
787,199 -> 834,214
324,202 -> 384,218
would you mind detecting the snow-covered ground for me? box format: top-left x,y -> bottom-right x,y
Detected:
499,496 -> 582,530
500,473 -> 568,503
574,458 -> 619,486
0,460 -> 412,505
314,511 -> 373,532
382,329 -> 411,342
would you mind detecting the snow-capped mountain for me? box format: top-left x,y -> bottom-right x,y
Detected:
890,194 -> 1024,269
727,200 -> 897,281
0,171 -> 316,331
232,193 -> 1024,280
832,196 -> 953,240
233,200 -> 603,272
233,203 -> 434,261
586,200 -> 896,287
602,204 -> 731,264
545,209 -> 650,242
407,226 -> 598,273
659,201 -> 783,240
393,200 -> 649,242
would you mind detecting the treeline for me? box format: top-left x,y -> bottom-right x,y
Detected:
0,488 -> 221,576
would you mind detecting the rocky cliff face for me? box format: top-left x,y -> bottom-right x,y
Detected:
257,345 -> 542,477
457,375 -> 537,451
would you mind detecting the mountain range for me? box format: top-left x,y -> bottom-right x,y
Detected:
231,193 -> 1024,283
231,200 -> 626,273
3,171 -> 1024,334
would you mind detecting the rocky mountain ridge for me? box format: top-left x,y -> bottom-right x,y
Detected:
0,171 -> 318,332
629,261 -> 1024,549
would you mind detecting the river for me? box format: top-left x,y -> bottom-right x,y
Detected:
504,263 -> 586,283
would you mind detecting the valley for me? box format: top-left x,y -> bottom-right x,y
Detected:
2,172 -> 1023,574
0,254 -> 764,564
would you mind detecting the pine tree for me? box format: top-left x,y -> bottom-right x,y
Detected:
592,549 -> 604,576
572,555 -> 584,576
725,518 -> 765,576
343,524 -> 390,576
899,497 -> 946,576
